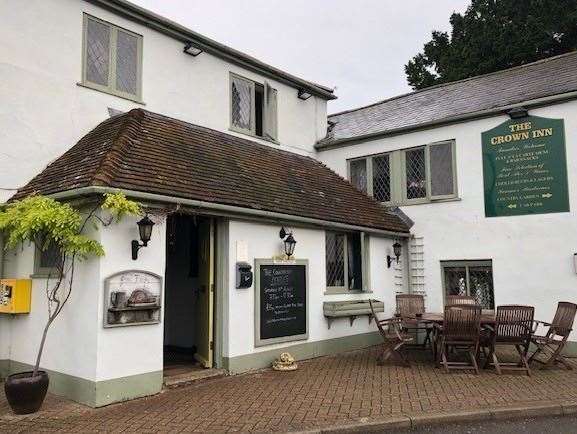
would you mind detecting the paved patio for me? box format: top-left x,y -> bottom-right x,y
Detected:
2,347 -> 577,433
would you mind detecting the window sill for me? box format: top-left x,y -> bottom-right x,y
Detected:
77,82 -> 145,105
381,197 -> 462,207
228,127 -> 279,145
30,273 -> 64,279
324,289 -> 373,295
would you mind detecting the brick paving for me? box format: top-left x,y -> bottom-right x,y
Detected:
2,347 -> 577,433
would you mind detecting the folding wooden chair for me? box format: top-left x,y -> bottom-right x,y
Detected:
369,299 -> 413,366
528,301 -> 577,370
438,304 -> 482,374
396,294 -> 432,348
482,305 -> 534,376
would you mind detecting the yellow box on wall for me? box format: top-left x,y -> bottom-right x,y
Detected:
0,279 -> 32,314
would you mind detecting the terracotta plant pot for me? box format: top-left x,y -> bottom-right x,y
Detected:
4,371 -> 49,414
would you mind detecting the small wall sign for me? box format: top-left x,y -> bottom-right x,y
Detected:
482,116 -> 569,217
103,270 -> 162,328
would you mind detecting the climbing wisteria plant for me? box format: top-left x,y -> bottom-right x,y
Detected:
0,192 -> 142,376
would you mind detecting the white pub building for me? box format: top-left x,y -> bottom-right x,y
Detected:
1,0 -> 577,407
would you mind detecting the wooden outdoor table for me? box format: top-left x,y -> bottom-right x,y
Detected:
415,312 -> 496,365
418,312 -> 496,325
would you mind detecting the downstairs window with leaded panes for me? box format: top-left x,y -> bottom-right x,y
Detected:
441,260 -> 495,310
325,231 -> 368,293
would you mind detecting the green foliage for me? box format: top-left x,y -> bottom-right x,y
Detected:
0,193 -> 142,260
102,192 -> 142,221
405,0 -> 577,90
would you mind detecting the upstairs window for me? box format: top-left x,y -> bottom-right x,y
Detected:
82,15 -> 143,102
348,140 -> 457,205
325,231 -> 368,293
230,73 -> 278,141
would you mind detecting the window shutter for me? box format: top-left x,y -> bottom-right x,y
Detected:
85,18 -> 111,87
429,141 -> 456,199
264,81 -> 278,140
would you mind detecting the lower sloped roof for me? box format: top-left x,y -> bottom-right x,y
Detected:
14,109 -> 409,233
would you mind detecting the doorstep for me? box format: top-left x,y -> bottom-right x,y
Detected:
163,368 -> 227,389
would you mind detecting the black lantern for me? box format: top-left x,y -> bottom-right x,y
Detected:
284,233 -> 297,258
132,215 -> 155,260
387,241 -> 402,268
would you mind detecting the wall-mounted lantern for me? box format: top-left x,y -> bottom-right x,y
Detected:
131,215 -> 155,260
279,227 -> 297,258
387,241 -> 402,268
183,42 -> 204,57
298,89 -> 312,100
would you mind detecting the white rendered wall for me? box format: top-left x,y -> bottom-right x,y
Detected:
0,222 -> 101,381
318,99 -> 577,339
226,220 -> 400,359
95,214 -> 167,381
0,0 -> 328,202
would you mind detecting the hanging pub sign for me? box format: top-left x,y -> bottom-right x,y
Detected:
254,259 -> 308,347
482,116 -> 569,217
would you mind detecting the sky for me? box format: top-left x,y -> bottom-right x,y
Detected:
132,0 -> 470,114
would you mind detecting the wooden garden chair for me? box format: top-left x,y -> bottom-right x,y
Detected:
369,299 -> 413,366
396,294 -> 432,348
481,305 -> 534,376
437,304 -> 482,374
446,295 -> 477,306
528,301 -> 577,370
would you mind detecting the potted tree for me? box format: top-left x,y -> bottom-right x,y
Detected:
0,192 -> 142,414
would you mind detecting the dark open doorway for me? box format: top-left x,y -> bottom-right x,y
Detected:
163,214 -> 215,379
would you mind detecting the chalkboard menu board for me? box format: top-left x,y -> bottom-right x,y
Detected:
254,259 -> 308,347
482,116 -> 569,217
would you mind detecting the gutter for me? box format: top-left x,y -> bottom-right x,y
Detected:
85,0 -> 337,101
316,90 -> 577,150
49,186 -> 410,238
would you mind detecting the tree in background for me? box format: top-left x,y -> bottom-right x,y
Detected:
405,0 -> 577,90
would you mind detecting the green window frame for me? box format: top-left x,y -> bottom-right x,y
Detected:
81,14 -> 143,103
325,231 -> 370,294
441,260 -> 495,310
229,72 -> 278,142
348,140 -> 458,206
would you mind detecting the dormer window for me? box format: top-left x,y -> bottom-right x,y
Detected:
230,73 -> 278,141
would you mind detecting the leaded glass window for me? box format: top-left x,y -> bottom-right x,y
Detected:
326,232 -> 345,288
442,261 -> 494,310
83,15 -> 142,100
430,141 -> 455,197
86,18 -> 110,87
230,74 -> 278,140
405,147 -> 427,199
231,75 -> 253,132
350,159 -> 367,194
373,154 -> 391,202
326,232 -> 366,291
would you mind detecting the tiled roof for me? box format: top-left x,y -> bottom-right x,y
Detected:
14,109 -> 409,233
319,51 -> 577,146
